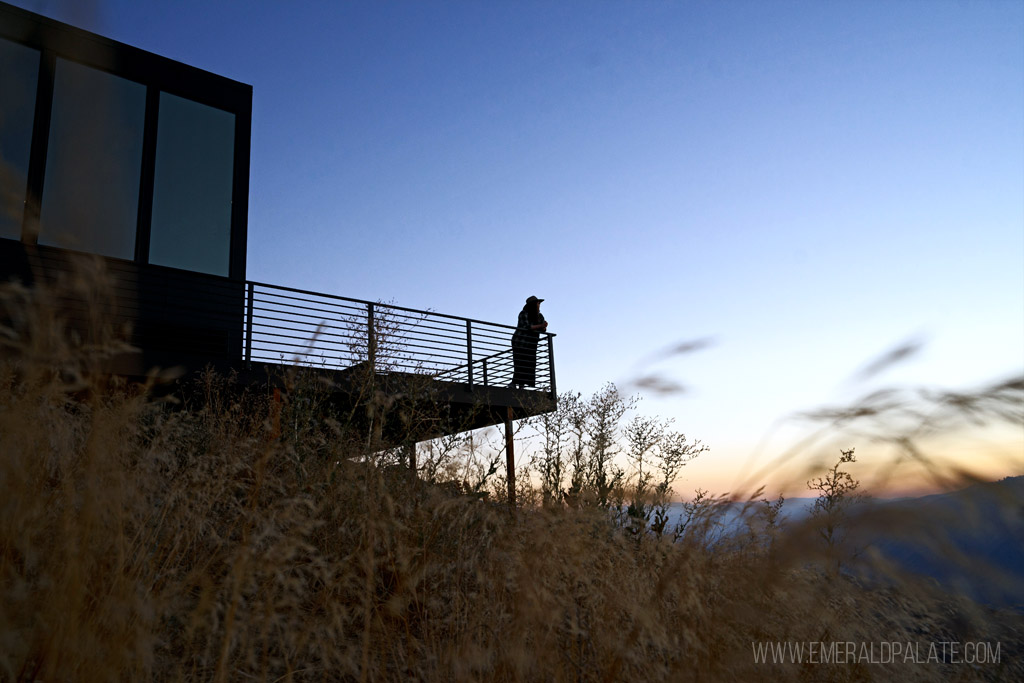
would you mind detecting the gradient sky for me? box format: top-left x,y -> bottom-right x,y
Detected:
13,0 -> 1023,495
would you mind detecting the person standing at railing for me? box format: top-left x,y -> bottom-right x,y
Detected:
511,295 -> 547,388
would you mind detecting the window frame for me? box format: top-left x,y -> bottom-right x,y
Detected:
0,1 -> 252,281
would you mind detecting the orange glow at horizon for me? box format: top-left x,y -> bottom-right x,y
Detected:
677,425 -> 1023,501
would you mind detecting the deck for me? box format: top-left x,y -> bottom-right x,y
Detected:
237,279 -> 557,438
0,242 -> 557,439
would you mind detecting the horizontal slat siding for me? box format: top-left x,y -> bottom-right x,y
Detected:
0,240 -> 244,374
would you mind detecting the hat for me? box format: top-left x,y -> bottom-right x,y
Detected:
526,295 -> 544,305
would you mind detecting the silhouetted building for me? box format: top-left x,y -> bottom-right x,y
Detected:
0,1 -> 555,442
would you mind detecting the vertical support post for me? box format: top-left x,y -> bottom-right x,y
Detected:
466,320 -> 473,386
367,302 -> 376,372
546,334 -> 557,398
134,85 -> 159,264
245,282 -> 254,363
505,405 -> 517,512
483,357 -> 488,387
22,50 -> 55,244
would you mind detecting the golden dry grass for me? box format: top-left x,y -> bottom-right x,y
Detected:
1,275 -> 1021,682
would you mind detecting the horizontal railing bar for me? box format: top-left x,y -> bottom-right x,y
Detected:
364,339 -> 474,358
437,362 -> 514,376
249,339 -> 467,365
248,321 -> 365,343
378,326 -> 475,345
469,332 -> 514,346
467,325 -> 516,337
250,309 -> 366,327
249,328 -> 475,356
249,310 -> 363,330
250,306 -> 474,345
247,347 -> 347,359
251,280 -> 556,337
251,280 -> 493,324
250,352 -> 490,378
249,322 -> 462,351
253,300 -> 553,346
249,359 -> 347,370
438,348 -> 513,374
239,280 -> 555,393
374,318 -> 480,339
251,299 -> 368,320
247,360 -> 547,389
248,335 -> 359,351
247,351 -> 534,378
250,344 -> 464,366
251,318 -> 358,335
248,320 -> 375,341
252,286 -> 370,307
248,344 -> 355,357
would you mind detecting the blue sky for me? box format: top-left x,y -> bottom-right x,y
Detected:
16,0 -> 1023,493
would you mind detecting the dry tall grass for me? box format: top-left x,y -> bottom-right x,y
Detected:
1,274 -> 1021,682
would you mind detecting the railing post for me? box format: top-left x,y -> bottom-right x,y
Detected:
245,282 -> 254,364
483,357 -> 488,387
547,334 -> 556,398
466,320 -> 473,386
367,302 -> 376,372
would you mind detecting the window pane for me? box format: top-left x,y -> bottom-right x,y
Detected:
0,37 -> 39,240
149,92 -> 235,276
39,58 -> 145,259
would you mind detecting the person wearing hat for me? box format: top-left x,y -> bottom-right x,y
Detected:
511,295 -> 548,388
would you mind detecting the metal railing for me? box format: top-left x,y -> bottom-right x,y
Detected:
242,281 -> 555,393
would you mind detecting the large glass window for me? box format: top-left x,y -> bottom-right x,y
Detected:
149,91 -> 235,276
0,37 -> 39,240
39,57 -> 145,259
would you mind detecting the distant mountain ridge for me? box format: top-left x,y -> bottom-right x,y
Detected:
863,475 -> 1024,608
663,476 -> 1024,608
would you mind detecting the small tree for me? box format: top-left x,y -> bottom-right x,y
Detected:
527,383 -> 707,525
583,383 -> 633,508
528,391 -> 582,507
671,488 -> 710,540
623,414 -> 666,533
650,433 -> 708,537
563,393 -> 590,507
807,448 -> 861,575
418,431 -> 472,484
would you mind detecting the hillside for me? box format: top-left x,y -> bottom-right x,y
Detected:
866,476 -> 1024,608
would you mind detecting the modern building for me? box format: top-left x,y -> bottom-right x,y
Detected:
0,2 -> 555,455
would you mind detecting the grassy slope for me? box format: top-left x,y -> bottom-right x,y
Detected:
1,280 -> 1021,682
